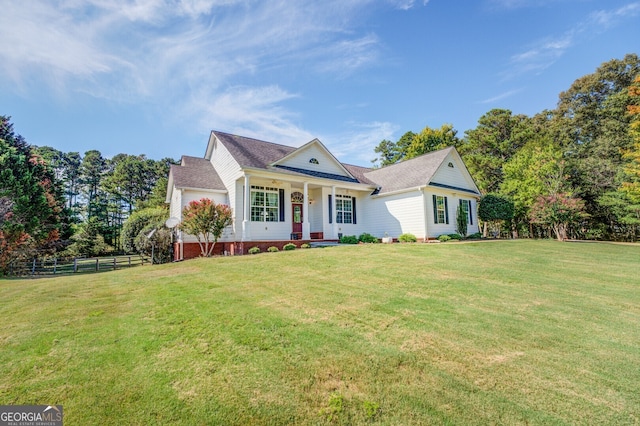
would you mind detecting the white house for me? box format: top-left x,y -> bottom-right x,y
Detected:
166,131 -> 481,259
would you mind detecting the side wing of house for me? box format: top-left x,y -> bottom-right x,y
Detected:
363,147 -> 480,240
166,155 -> 234,254
423,149 -> 481,237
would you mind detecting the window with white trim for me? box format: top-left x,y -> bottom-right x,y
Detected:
336,195 -> 353,224
433,195 -> 449,224
251,186 -> 279,222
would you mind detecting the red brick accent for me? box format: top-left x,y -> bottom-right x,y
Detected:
174,240 -> 338,260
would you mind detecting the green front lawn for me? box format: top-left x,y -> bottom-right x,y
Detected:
1,240 -> 638,425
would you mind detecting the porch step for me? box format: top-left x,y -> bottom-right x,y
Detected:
309,241 -> 340,248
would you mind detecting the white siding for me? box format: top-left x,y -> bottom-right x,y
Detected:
170,186 -> 182,220
211,138 -> 242,235
278,143 -> 351,178
425,189 -> 480,237
245,179 -> 292,240
179,189 -> 234,243
365,191 -> 425,239
430,153 -> 475,191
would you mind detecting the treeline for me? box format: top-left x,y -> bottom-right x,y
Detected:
374,54 -> 640,241
0,115 -> 177,273
32,146 -> 177,253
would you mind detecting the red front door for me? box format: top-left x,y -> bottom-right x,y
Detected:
292,203 -> 303,237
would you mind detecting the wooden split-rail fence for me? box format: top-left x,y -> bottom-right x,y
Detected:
7,255 -> 151,277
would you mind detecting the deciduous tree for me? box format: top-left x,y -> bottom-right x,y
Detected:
530,193 -> 586,241
179,198 -> 233,257
478,194 -> 514,238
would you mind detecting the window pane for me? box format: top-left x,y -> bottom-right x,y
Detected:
436,195 -> 446,224
266,192 -> 278,207
251,207 -> 263,221
266,208 -> 278,222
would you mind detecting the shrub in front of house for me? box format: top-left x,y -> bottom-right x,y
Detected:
447,233 -> 463,240
437,234 -> 452,242
300,243 -> 311,249
248,246 -> 261,255
340,235 -> 359,244
358,233 -> 378,243
467,232 -> 482,239
398,233 -> 417,243
283,243 -> 296,251
267,246 -> 279,252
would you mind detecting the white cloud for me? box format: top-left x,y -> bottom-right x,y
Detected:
503,2 -> 639,79
479,89 -> 523,104
321,121 -> 399,164
588,2 -> 640,29
0,0 -> 393,134
188,85 -> 315,147
387,0 -> 427,10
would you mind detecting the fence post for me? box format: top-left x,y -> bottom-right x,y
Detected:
32,258 -> 36,276
128,256 -> 131,267
53,257 -> 57,275
95,258 -> 99,272
74,258 -> 78,273
113,257 -> 116,270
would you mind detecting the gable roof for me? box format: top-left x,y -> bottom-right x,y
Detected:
211,131 -> 363,184
211,131 -> 296,169
365,147 -> 479,195
271,138 -> 357,181
170,156 -> 225,191
198,131 -> 479,196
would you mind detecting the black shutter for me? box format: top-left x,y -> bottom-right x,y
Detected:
444,197 -> 449,224
328,195 -> 332,224
352,197 -> 357,224
469,201 -> 473,225
279,189 -> 285,222
242,185 -> 245,221
432,194 -> 438,224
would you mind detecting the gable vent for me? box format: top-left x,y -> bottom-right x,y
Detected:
309,158 -> 319,164
448,162 -> 454,168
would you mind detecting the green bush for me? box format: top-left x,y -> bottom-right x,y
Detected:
248,246 -> 261,255
447,233 -> 463,240
358,233 -> 378,243
437,234 -> 451,242
467,232 -> 482,239
340,235 -> 359,244
267,246 -> 279,253
300,243 -> 311,249
283,243 -> 296,251
398,233 -> 417,243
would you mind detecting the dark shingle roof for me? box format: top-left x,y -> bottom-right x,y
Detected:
170,156 -> 225,191
213,131 -> 296,169
364,147 -> 454,194
206,132 -> 470,194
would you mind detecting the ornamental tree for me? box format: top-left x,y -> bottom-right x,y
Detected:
478,194 -> 514,237
179,198 -> 233,257
530,193 -> 586,241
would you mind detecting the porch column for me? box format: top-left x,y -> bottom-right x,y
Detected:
242,175 -> 251,241
302,182 -> 311,240
331,185 -> 338,239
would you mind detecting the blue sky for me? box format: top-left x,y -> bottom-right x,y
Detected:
1,0 -> 638,166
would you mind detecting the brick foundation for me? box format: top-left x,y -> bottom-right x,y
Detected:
174,240 -> 338,260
